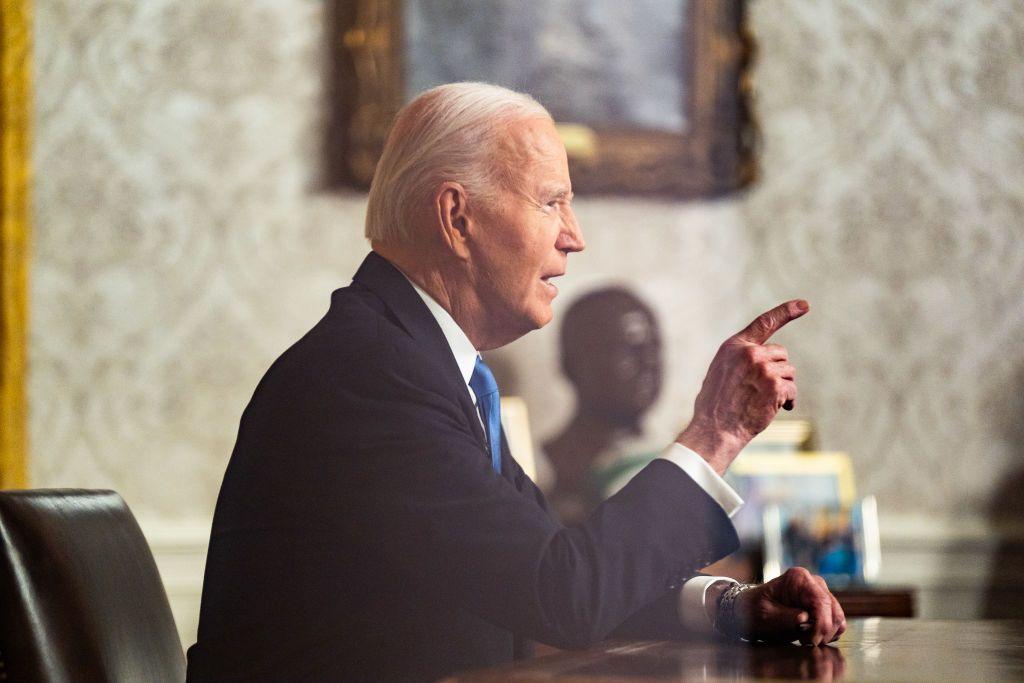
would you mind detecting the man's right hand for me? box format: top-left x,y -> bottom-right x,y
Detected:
676,300 -> 808,475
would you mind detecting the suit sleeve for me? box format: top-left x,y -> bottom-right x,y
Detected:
331,346 -> 739,649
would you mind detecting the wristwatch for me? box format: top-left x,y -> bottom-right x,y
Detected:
713,582 -> 757,641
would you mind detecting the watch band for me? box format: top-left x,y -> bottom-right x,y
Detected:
713,582 -> 757,641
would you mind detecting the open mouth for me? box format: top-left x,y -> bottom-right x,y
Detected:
540,273 -> 562,296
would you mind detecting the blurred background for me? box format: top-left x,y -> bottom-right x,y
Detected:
10,0 -> 1024,644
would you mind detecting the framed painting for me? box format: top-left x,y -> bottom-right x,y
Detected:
326,0 -> 757,198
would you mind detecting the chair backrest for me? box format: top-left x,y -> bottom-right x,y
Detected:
0,489 -> 185,683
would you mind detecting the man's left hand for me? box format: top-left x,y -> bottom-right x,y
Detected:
729,567 -> 847,646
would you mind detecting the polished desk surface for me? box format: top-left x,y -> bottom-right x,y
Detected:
447,619 -> 1024,681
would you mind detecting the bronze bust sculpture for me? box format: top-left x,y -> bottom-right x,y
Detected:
543,287 -> 664,523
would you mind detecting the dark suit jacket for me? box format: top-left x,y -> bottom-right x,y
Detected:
186,252 -> 739,682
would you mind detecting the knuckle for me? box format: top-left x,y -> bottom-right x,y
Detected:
787,567 -> 811,580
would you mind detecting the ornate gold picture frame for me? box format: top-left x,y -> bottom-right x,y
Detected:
326,0 -> 757,198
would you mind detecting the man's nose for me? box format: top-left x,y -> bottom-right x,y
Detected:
557,207 -> 586,253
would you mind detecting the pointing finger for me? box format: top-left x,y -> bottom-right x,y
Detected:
733,300 -> 810,345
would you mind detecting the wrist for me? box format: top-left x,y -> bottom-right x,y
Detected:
713,582 -> 757,641
703,580 -> 733,625
676,420 -> 746,476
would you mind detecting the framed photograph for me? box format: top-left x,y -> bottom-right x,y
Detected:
327,0 -> 757,197
725,451 -> 857,542
762,496 -> 882,588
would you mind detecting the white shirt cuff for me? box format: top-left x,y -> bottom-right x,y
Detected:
678,575 -> 738,634
657,443 -> 744,518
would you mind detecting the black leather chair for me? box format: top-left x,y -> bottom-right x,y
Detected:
0,489 -> 185,682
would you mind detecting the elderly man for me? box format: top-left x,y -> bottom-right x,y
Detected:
187,83 -> 844,682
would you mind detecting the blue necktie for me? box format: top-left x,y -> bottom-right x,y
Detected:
469,357 -> 502,474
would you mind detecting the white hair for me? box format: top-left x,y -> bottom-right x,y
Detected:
364,82 -> 552,244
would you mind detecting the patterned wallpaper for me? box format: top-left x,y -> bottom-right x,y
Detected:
31,0 -> 1024,522
740,0 -> 1024,517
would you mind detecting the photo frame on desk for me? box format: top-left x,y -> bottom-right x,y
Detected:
725,451 -> 857,542
327,0 -> 758,197
763,496 -> 881,587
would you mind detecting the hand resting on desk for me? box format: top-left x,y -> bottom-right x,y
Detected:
708,567 -> 847,646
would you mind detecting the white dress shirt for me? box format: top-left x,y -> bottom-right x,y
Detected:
406,278 -> 741,634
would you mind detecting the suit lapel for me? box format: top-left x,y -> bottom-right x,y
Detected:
350,252 -> 490,455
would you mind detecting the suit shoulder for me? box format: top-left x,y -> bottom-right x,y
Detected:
250,282 -> 447,406
268,284 -> 387,378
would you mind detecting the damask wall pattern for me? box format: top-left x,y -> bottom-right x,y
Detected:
31,0 -> 1024,522
31,0 -> 369,516
739,0 -> 1024,516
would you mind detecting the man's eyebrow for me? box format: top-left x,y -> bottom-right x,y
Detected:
542,187 -> 573,201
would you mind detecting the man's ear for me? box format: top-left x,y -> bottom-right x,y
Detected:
435,181 -> 473,259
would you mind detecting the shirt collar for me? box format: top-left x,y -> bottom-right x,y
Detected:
401,274 -> 478,388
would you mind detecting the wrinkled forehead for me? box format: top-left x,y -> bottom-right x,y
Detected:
496,116 -> 559,157
493,116 -> 569,188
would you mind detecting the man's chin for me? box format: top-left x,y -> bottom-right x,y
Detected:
531,305 -> 554,329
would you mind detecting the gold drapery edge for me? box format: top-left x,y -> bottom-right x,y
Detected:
0,0 -> 31,489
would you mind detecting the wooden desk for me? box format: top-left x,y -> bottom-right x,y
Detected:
833,586 -> 915,617
447,619 -> 1024,681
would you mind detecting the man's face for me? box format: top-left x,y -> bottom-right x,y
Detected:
467,117 -> 585,346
